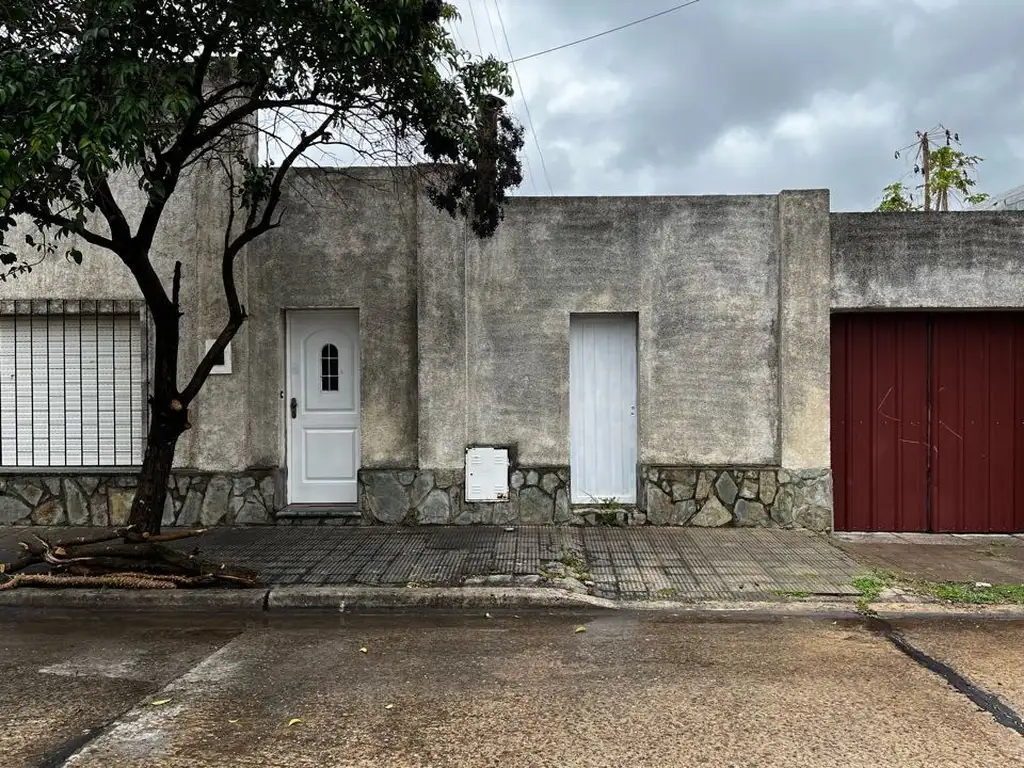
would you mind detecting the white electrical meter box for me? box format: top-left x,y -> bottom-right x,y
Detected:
465,446 -> 510,502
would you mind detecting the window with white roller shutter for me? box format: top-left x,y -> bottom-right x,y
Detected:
0,312 -> 146,467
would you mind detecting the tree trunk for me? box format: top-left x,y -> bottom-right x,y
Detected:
128,426 -> 181,534
127,303 -> 185,535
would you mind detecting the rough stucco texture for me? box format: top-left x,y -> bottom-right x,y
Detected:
415,198 -> 468,470
779,190 -> 831,470
247,169 -> 419,469
458,196 -> 781,467
831,212 -> 1024,309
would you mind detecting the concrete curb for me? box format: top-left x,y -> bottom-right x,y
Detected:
0,587 -> 269,612
617,599 -> 862,618
0,586 -> 617,614
266,586 -> 619,612
870,601 -> 1024,620
1,586 -> 1023,620
619,598 -> 1024,621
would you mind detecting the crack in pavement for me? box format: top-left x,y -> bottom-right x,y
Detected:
37,725 -> 108,768
867,617 -> 1024,737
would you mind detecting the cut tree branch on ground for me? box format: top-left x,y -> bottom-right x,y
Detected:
0,527 -> 261,589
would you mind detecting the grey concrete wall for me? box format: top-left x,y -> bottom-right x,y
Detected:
1,168 -> 197,302
185,159 -> 252,472
416,197 -> 468,470
831,212 -> 1024,309
779,190 -> 831,470
418,195 -> 785,468
247,168 -> 420,471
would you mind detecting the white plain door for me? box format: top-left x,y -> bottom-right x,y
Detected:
287,310 -> 360,504
569,314 -> 638,504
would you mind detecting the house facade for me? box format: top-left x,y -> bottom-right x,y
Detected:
2,162 -> 1024,532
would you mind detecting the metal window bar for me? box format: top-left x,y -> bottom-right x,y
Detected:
94,302 -> 100,463
0,311 -> 3,461
111,303 -> 117,466
0,300 -> 148,468
128,299 -> 132,465
45,303 -> 50,465
28,302 -> 34,465
79,306 -> 84,464
141,303 -> 150,465
62,301 -> 67,467
10,309 -> 14,461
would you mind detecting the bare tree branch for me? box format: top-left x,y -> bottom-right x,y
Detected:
23,189 -> 176,315
178,111 -> 340,405
90,177 -> 132,250
15,200 -> 118,252
182,95 -> 333,160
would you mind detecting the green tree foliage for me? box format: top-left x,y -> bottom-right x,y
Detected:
0,0 -> 524,532
875,126 -> 988,212
876,182 -> 917,212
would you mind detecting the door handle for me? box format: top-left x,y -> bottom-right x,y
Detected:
290,397 -> 297,419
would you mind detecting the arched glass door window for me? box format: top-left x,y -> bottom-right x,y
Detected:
320,343 -> 340,391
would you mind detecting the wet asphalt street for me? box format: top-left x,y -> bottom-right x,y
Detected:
2,610 -> 1023,767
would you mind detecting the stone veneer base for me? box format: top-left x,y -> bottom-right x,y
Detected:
640,466 -> 833,531
358,465 -> 833,531
0,472 -> 278,528
0,465 -> 833,532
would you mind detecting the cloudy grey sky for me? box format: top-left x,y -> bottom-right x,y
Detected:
449,0 -> 1024,210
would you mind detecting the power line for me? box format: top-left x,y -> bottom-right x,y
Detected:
478,0 -> 538,195
510,0 -> 704,64
479,0 -> 503,54
466,0 -> 484,54
492,0 -> 554,195
446,16 -> 466,52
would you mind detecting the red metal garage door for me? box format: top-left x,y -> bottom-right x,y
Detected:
831,314 -> 929,531
832,312 -> 1024,533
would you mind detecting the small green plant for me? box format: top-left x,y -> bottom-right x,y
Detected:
852,570 -> 896,616
852,571 -> 896,601
578,493 -> 628,526
539,550 -> 591,584
928,582 -> 1024,605
771,589 -> 811,599
558,550 -> 587,573
852,568 -> 1024,610
654,587 -> 679,599
594,510 -> 624,526
582,493 -> 623,511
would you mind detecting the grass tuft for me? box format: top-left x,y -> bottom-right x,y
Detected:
852,568 -> 1024,609
928,582 -> 1024,605
770,589 -> 811,599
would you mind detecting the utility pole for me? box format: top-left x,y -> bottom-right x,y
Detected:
919,130 -> 931,212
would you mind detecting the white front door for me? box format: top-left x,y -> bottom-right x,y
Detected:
569,314 -> 638,504
287,310 -> 360,504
